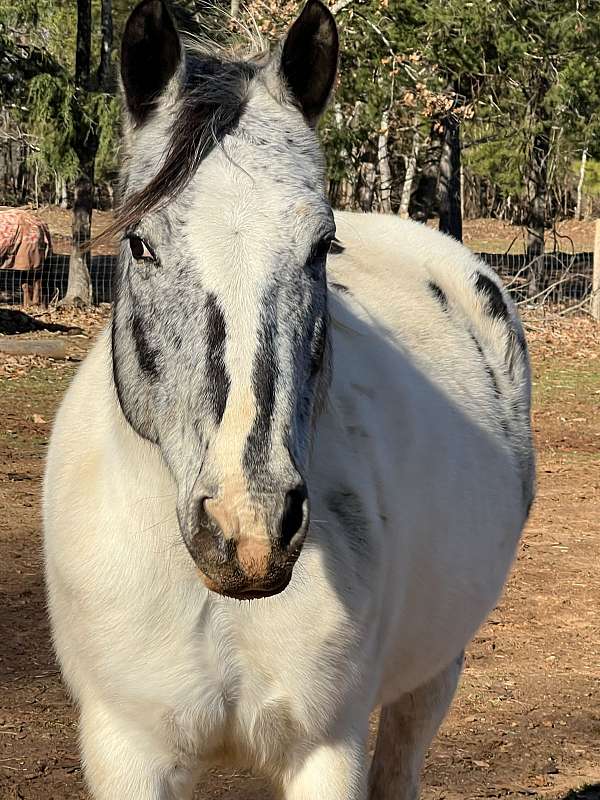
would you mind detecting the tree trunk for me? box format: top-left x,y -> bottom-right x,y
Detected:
63,0 -> 96,306
575,148 -> 588,221
438,114 -> 462,242
60,177 -> 68,208
525,76 -> 550,297
412,124 -> 443,223
525,137 -> 547,254
377,108 -> 392,213
525,129 -> 549,297
358,161 -> 376,212
399,122 -> 420,219
341,178 -> 353,209
333,101 -> 358,210
96,0 -> 113,91
33,162 -> 39,209
62,177 -> 93,307
76,0 -> 92,90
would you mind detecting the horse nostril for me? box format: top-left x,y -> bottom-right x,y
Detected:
196,497 -> 223,538
280,486 -> 308,548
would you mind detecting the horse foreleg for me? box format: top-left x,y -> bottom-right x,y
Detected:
80,700 -> 195,800
280,731 -> 369,800
368,653 -> 464,800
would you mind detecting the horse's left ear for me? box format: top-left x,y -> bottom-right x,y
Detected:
279,0 -> 339,126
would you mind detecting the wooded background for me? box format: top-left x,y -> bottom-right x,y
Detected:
1,0 -> 600,304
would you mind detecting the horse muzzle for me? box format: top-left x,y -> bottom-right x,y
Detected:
180,484 -> 309,600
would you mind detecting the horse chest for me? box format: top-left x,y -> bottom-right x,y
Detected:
79,517 -> 363,758
159,604 -> 336,765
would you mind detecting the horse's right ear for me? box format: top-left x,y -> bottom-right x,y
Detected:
121,0 -> 182,125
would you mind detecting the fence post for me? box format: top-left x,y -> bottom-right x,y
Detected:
593,219 -> 600,321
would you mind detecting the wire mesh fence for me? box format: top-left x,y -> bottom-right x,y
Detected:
0,235 -> 598,314
477,250 -> 595,311
0,253 -> 116,306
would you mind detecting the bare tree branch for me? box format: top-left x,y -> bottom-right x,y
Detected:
330,0 -> 355,16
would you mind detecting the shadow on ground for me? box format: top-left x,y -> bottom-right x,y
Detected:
562,786 -> 600,800
0,307 -> 80,334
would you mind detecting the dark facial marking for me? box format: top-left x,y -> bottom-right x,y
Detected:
475,272 -> 510,322
204,293 -> 230,425
428,281 -> 448,311
131,310 -> 160,378
244,297 -> 279,477
329,238 -> 345,255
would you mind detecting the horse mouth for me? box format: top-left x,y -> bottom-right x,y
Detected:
198,568 -> 293,601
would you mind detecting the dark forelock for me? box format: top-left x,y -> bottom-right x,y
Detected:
101,55 -> 257,243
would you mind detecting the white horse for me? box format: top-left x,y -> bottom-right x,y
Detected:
43,1 -> 534,798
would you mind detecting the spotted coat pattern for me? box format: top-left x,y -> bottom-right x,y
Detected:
43,3 -> 535,799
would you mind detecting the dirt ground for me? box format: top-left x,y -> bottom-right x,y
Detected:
0,312 -> 599,800
459,218 -> 597,254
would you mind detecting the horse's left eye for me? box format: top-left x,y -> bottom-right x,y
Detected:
305,236 -> 333,279
128,236 -> 155,261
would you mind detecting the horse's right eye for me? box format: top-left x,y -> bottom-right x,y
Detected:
314,236 -> 333,259
128,236 -> 155,261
